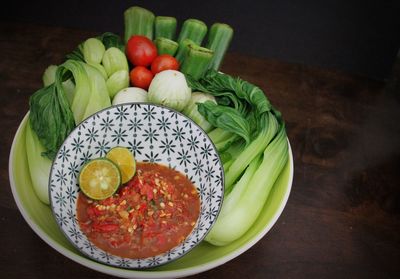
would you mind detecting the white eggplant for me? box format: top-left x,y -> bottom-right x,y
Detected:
148,70 -> 191,111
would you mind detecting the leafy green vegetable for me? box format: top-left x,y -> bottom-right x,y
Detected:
208,127 -> 234,144
83,38 -> 106,64
65,61 -> 111,122
25,121 -> 52,204
197,101 -> 250,145
98,32 -> 125,52
205,124 -> 288,246
66,32 -> 124,62
106,70 -> 129,99
29,82 -> 75,160
224,111 -> 278,189
101,47 -> 129,77
65,44 -> 85,62
30,59 -> 112,159
42,64 -> 75,104
182,92 -> 216,132
185,68 -> 289,246
87,62 -> 108,79
188,70 -> 272,116
42,65 -> 58,86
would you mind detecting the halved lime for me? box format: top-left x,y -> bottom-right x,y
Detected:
106,146 -> 136,184
78,158 -> 121,200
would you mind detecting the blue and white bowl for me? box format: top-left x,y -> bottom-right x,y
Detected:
49,103 -> 224,269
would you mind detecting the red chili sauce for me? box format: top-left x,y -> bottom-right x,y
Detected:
77,162 -> 200,259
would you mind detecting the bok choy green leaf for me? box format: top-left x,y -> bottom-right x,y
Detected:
66,32 -> 124,62
29,82 -> 75,160
29,59 -> 111,159
185,69 -> 289,246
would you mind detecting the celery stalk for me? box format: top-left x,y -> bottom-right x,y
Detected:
155,16 -> 177,40
206,23 -> 233,70
124,6 -> 155,42
177,19 -> 208,45
180,44 -> 214,80
154,37 -> 179,56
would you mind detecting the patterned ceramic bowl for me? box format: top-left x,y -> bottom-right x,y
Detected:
48,103 -> 224,269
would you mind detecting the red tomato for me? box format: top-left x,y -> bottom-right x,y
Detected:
126,35 -> 157,67
151,54 -> 180,75
129,66 -> 153,90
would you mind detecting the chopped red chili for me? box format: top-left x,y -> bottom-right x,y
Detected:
77,162 -> 200,259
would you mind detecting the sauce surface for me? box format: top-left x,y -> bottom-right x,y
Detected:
77,162 -> 200,259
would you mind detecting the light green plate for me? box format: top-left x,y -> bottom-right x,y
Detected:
9,114 -> 294,278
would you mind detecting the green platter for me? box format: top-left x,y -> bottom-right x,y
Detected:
9,113 -> 294,278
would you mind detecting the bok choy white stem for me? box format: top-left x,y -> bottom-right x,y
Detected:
205,125 -> 289,245
25,121 -> 52,204
224,112 -> 278,190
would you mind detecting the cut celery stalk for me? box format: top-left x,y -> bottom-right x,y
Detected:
177,19 -> 208,45
154,37 -> 179,56
155,16 -> 177,40
206,23 -> 233,70
181,44 -> 214,80
124,6 -> 155,42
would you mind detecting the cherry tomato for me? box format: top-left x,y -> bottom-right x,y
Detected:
151,54 -> 180,75
126,35 -> 157,67
129,66 -> 153,90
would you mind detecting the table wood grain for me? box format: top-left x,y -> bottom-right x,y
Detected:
1,22 -> 400,278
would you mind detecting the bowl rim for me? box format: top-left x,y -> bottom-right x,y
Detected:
47,103 -> 225,269
9,112 -> 294,279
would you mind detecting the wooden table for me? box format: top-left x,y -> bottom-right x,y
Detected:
1,22 -> 400,278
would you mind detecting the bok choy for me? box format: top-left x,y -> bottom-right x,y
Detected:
25,121 -> 52,204
182,92 -> 216,132
28,59 -> 112,204
205,125 -> 288,245
186,69 -> 289,245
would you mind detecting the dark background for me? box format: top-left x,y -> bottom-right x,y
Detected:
2,0 -> 400,80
